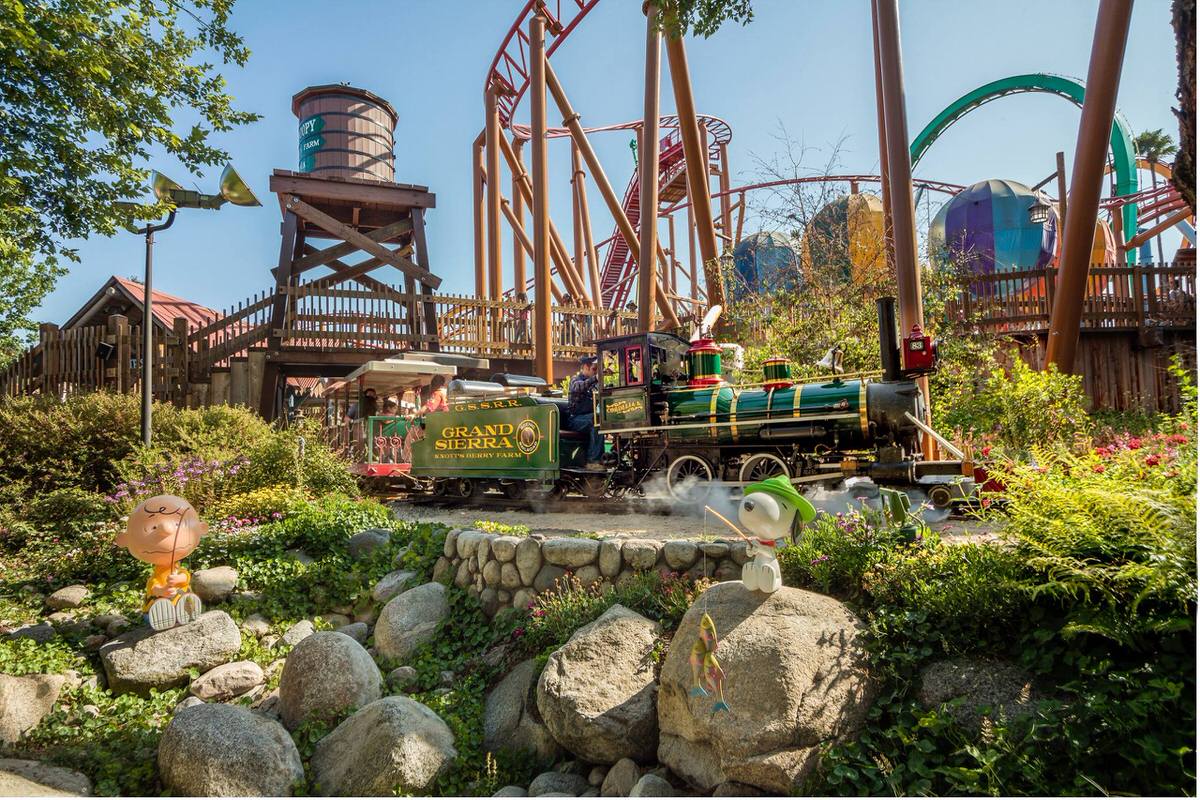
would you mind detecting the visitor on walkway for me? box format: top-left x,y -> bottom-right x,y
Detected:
563,355 -> 604,469
402,374 -> 449,462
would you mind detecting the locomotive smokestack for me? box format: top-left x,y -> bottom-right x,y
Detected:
877,297 -> 902,382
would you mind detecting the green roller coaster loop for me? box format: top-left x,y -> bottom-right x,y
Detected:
910,73 -> 1138,263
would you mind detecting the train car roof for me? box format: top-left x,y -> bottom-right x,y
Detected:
327,359 -> 458,395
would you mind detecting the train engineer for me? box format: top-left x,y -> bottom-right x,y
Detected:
564,354 -> 604,469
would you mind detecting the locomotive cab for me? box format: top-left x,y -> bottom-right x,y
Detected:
594,332 -> 690,431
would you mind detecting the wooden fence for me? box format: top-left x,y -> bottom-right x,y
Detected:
945,263 -> 1195,334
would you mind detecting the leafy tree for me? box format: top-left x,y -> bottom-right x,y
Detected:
1171,0 -> 1195,214
1132,128 -> 1178,263
0,0 -> 258,362
660,0 -> 754,37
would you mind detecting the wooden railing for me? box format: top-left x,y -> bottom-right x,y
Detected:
1,316 -> 183,401
945,263 -> 1196,334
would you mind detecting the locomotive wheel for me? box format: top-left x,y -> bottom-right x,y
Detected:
927,484 -> 954,509
667,455 -> 715,502
739,453 -> 791,484
502,481 -> 528,500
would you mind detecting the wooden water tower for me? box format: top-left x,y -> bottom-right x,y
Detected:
258,84 -> 443,418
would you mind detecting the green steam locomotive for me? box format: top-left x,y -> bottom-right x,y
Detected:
409,298 -> 973,507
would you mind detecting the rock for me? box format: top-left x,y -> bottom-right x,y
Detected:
311,697 -> 456,795
537,604 -> 661,763
516,538 -> 543,585
278,631 -> 381,730
0,673 -> 65,744
500,562 -> 523,591
392,545 -> 411,568
158,703 -> 304,796
528,771 -> 590,797
337,622 -> 369,643
45,585 -> 89,610
598,540 -> 622,577
99,611 -> 241,696
712,780 -> 767,796
713,561 -> 741,582
657,583 -> 875,794
621,540 -> 659,570
279,619 -> 314,648
105,618 -> 132,637
444,530 -> 460,558
261,634 -> 280,649
254,688 -> 281,719
347,527 -> 392,560
580,790 -> 599,798
457,530 -> 485,559
699,542 -> 730,559
320,612 -> 352,628
485,659 -> 562,763
917,657 -> 1041,731
493,786 -> 527,796
284,548 -> 313,565
192,566 -> 239,603
6,623 -> 54,643
375,582 -> 449,662
190,660 -> 264,701
542,538 -> 601,569
588,765 -> 607,786
373,569 -> 418,603
432,557 -> 453,584
628,774 -> 674,797
533,564 -> 568,593
0,759 -> 91,796
482,560 -> 502,588
491,535 -> 522,561
663,541 -> 698,570
176,695 -> 205,713
240,614 -> 270,638
575,565 -> 601,587
727,542 -> 751,565
601,758 -> 640,797
354,603 -> 377,625
81,633 -> 107,650
388,665 -> 418,691
513,588 -> 536,612
481,588 -> 501,617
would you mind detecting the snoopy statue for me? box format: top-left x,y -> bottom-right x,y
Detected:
737,474 -> 817,593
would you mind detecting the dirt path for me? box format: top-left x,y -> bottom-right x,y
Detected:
390,501 -> 1005,543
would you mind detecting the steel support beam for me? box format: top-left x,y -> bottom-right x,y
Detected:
512,139 -> 528,295
543,58 -> 679,327
485,88 -> 504,302
574,145 -> 604,308
472,131 -> 487,298
665,31 -> 723,310
1046,0 -> 1134,372
530,14 -> 553,381
638,4 -> 662,332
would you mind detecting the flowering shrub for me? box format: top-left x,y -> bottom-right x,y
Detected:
106,455 -> 249,514
207,484 -> 308,524
777,504 -> 912,599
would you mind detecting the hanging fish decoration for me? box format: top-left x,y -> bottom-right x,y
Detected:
688,611 -> 729,713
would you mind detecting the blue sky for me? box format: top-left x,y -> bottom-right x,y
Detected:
39,0 -> 1184,323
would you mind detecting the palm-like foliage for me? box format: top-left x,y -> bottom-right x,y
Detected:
1133,128 -> 1178,165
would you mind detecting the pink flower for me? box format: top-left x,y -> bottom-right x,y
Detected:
1128,437 -> 1144,450
1092,464 -> 1106,473
1145,454 -> 1162,466
981,445 -> 992,458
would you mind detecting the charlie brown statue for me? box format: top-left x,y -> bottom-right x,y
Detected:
116,495 -> 209,631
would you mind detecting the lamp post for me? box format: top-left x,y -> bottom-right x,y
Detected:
131,165 -> 261,445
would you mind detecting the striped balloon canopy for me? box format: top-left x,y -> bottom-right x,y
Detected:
800,193 -> 887,286
929,179 -> 1057,299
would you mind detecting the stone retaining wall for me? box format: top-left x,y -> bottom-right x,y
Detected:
431,530 -> 752,617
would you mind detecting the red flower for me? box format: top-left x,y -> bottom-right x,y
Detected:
1092,464 -> 1106,473
1094,446 -> 1112,458
1128,437 -> 1144,450
981,446 -> 992,458
1145,454 -> 1162,466
1170,433 -> 1189,444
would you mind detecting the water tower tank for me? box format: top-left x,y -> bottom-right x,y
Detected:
292,84 -> 398,182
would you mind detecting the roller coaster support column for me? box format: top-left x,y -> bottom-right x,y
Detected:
502,198 -> 563,303
1047,0 -> 1134,374
870,0 -> 893,274
512,139 -> 527,293
665,29 -> 724,310
544,59 -> 680,328
499,133 -> 590,302
473,131 -> 486,299
638,2 -> 663,332
874,0 -> 935,460
531,14 -> 553,382
486,86 -> 504,306
573,145 -> 604,309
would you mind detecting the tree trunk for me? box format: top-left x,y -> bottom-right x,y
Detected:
1172,0 -> 1196,214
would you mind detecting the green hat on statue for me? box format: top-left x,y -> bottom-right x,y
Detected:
742,474 -> 817,523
